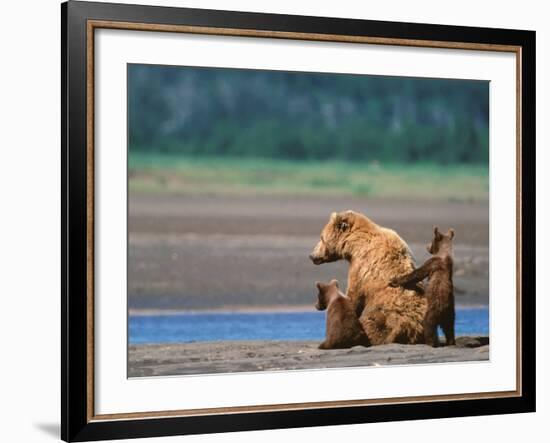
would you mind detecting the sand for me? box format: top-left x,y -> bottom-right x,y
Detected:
128,337 -> 489,377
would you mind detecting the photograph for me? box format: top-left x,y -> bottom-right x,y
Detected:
58,1 -> 536,440
127,64 -> 490,377
0,0 -> 543,440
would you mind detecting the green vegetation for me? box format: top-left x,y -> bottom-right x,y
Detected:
129,65 -> 489,165
128,66 -> 489,200
129,153 -> 488,201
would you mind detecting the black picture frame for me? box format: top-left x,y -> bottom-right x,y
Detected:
62,1 -> 536,441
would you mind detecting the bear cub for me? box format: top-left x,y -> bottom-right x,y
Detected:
315,279 -> 371,349
390,227 -> 456,347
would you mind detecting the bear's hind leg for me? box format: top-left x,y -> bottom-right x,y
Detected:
441,317 -> 456,346
353,331 -> 371,348
423,311 -> 440,347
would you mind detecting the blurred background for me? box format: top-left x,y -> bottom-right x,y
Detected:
128,64 -> 488,200
129,65 -> 489,163
127,64 -> 489,344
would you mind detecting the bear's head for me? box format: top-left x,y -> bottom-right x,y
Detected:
427,226 -> 455,256
315,279 -> 340,311
309,210 -> 364,265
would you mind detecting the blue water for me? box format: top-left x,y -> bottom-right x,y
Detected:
129,307 -> 488,345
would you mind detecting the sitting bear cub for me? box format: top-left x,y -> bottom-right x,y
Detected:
390,226 -> 456,347
315,279 -> 371,349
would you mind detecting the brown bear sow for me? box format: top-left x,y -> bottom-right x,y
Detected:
390,227 -> 455,347
310,211 -> 426,345
315,279 -> 370,349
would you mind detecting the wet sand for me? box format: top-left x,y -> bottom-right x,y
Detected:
128,337 -> 489,377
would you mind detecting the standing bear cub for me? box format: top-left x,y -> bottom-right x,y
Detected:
390,226 -> 456,347
315,279 -> 371,349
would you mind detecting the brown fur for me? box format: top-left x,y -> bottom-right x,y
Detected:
315,279 -> 371,349
390,226 -> 455,347
309,210 -> 427,345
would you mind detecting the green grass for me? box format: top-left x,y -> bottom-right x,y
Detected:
128,153 -> 489,201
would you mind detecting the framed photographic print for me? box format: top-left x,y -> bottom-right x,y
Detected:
61,1 -> 536,441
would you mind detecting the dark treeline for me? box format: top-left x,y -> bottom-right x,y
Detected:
128,64 -> 489,164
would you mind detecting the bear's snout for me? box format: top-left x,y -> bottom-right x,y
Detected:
309,253 -> 322,265
315,301 -> 326,311
309,240 -> 327,264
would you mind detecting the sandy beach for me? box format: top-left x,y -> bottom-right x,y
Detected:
128,337 -> 489,377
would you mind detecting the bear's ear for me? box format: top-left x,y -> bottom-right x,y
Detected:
337,221 -> 349,231
433,226 -> 441,239
315,281 -> 323,290
331,211 -> 350,231
337,213 -> 350,231
447,228 -> 455,239
330,279 -> 339,288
